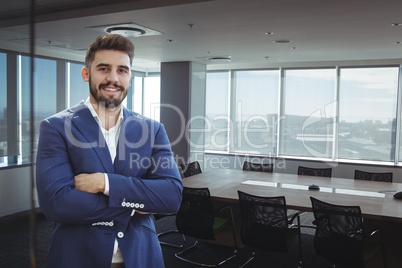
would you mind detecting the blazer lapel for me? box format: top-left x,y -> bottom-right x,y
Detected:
68,103 -> 114,173
114,108 -> 143,174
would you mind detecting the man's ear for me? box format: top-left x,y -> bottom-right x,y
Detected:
82,67 -> 89,82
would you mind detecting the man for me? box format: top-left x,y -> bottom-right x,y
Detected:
35,34 -> 183,268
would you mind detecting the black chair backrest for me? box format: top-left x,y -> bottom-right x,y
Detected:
242,161 -> 273,173
297,166 -> 332,177
310,197 -> 364,266
354,170 -> 392,182
181,161 -> 202,178
176,187 -> 215,240
238,191 -> 288,252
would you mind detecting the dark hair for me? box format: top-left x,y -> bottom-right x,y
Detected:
85,34 -> 134,68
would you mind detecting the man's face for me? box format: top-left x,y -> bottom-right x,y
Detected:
82,49 -> 131,109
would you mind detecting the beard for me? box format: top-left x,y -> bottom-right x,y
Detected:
89,77 -> 128,109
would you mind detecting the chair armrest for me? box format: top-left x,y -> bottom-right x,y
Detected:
311,215 -> 328,226
215,205 -> 238,248
287,211 -> 302,224
366,227 -> 383,239
216,205 -> 234,218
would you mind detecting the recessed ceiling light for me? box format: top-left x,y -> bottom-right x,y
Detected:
274,39 -> 291,44
195,55 -> 242,63
265,32 -> 274,35
391,23 -> 402,26
106,26 -> 145,37
208,56 -> 232,63
86,23 -> 162,38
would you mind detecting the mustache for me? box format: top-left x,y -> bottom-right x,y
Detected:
99,82 -> 125,91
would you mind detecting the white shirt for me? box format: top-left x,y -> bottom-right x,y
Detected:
84,100 -> 125,264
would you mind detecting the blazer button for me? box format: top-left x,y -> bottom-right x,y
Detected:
117,232 -> 124,238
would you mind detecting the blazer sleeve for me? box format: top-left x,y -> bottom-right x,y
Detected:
35,117 -> 132,225
107,121 -> 183,214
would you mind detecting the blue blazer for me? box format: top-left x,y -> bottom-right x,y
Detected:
36,102 -> 183,268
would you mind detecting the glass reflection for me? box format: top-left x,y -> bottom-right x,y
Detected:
241,180 -> 386,198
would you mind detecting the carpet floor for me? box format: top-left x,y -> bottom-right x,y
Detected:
0,210 -> 348,268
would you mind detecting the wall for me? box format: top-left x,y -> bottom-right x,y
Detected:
160,61 -> 206,166
160,62 -> 191,164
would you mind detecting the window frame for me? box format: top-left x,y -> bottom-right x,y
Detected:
205,65 -> 402,166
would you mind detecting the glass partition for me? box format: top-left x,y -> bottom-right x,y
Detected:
232,70 -> 279,155
68,62 -> 88,106
338,67 -> 398,162
20,56 -> 57,162
0,53 -> 7,163
279,68 -> 336,159
205,71 -> 230,152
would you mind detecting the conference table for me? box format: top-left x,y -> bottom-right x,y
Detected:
182,168 -> 402,267
182,168 -> 402,223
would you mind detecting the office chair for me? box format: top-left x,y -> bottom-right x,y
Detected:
237,191 -> 303,268
155,213 -> 185,248
175,187 -> 238,267
297,166 -> 332,177
354,170 -> 393,182
156,163 -> 191,247
297,166 -> 332,229
310,197 -> 387,268
296,166 -> 332,230
181,161 -> 202,178
242,160 -> 273,173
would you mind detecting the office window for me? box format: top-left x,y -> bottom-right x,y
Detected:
20,56 -> 57,162
339,67 -> 398,162
231,70 -> 279,155
68,62 -> 88,106
0,46 -> 401,168
143,76 -> 160,121
279,69 -> 336,158
0,53 -> 6,162
205,71 -> 230,152
132,75 -> 143,115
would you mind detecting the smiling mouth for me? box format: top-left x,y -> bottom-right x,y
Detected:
102,87 -> 119,92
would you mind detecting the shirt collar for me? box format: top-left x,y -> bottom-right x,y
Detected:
84,98 -> 124,127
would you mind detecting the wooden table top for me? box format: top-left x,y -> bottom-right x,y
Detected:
182,169 -> 402,222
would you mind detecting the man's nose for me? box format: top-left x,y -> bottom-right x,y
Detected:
106,71 -> 119,83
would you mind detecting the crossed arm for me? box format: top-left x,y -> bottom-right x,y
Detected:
36,118 -> 182,224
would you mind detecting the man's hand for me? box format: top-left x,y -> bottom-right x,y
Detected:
75,173 -> 105,193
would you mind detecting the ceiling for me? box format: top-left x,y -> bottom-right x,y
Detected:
0,0 -> 402,72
